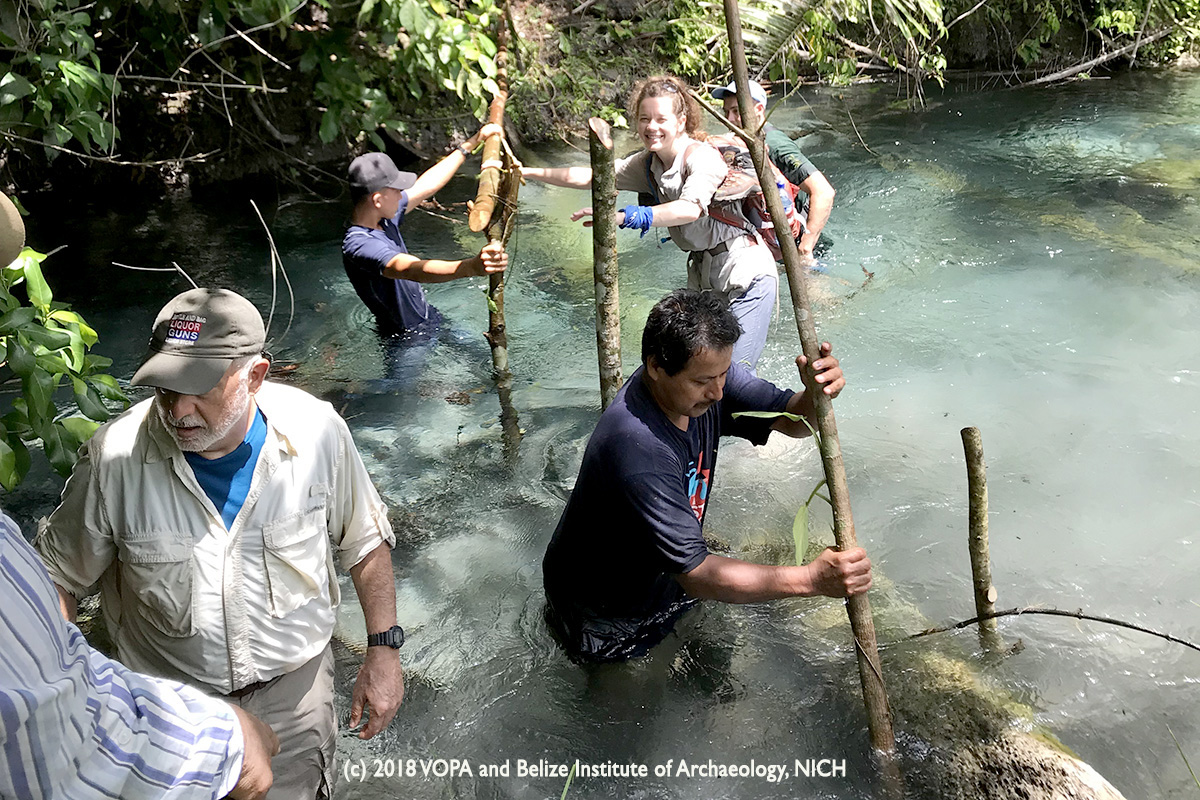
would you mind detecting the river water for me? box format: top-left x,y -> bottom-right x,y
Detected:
6,69 -> 1199,798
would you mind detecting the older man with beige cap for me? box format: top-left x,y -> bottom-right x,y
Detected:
37,287 -> 406,799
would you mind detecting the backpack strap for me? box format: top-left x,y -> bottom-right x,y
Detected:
641,141 -> 708,205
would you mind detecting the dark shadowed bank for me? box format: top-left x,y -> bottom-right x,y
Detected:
2,0 -> 1199,197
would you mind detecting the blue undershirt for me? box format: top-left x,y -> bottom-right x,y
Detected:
185,408 -> 267,530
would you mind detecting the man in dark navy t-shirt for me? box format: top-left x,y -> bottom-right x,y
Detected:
543,289 -> 872,663
342,125 -> 507,336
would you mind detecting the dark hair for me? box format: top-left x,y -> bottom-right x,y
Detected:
642,289 -> 742,375
628,75 -> 705,140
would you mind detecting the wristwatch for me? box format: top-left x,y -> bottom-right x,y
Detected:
366,625 -> 405,649
456,143 -> 473,157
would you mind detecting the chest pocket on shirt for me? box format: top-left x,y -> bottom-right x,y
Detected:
262,505 -> 335,618
118,534 -> 196,638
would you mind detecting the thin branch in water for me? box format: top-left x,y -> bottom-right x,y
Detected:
0,132 -> 217,166
687,88 -> 753,141
247,94 -> 300,145
1130,0 -> 1156,65
905,606 -> 1200,653
946,0 -> 990,31
120,75 -> 287,93
112,261 -> 199,289
1022,28 -> 1173,86
176,0 -> 306,73
1167,726 -> 1200,790
170,262 -> 199,289
839,99 -> 878,157
230,23 -> 291,71
249,200 -> 295,346
109,43 -> 139,158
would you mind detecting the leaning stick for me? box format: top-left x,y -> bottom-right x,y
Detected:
587,117 -> 623,409
469,8 -> 522,460
721,0 -> 902,792
961,426 -> 1000,652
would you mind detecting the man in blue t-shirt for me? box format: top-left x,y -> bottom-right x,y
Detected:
342,124 -> 507,336
542,289 -> 872,663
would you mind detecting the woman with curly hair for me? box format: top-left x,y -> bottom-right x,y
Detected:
522,75 -> 778,373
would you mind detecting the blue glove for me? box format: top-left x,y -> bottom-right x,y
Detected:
619,205 -> 654,237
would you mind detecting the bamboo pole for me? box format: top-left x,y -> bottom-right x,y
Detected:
961,426 -> 1000,651
587,117 -> 623,409
721,0 -> 902,790
469,10 -> 522,461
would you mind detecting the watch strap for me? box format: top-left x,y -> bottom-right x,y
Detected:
366,625 -> 405,649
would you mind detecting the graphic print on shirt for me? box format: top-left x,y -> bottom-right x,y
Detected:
686,452 -> 712,521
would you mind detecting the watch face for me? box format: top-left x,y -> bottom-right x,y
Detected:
371,625 -> 404,648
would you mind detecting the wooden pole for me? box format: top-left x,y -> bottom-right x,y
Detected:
961,426 -> 1000,651
587,117 -> 622,409
721,0 -> 902,791
469,9 -> 522,461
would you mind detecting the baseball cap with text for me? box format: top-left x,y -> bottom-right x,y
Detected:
711,80 -> 769,107
131,288 -> 266,396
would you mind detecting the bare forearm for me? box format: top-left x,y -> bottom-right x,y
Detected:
348,544 -> 397,634
676,554 -> 814,603
770,389 -> 818,438
407,150 -> 470,206
640,199 -> 703,228
55,583 -> 78,622
383,254 -> 482,283
798,174 -> 835,250
523,166 -> 594,188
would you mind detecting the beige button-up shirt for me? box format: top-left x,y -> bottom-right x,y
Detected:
36,382 -> 395,694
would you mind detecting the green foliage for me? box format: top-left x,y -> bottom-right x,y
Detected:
792,478 -> 830,564
661,0 -> 730,81
0,0 -> 120,156
506,12 -> 646,134
1,0 -> 506,164
0,243 -> 129,488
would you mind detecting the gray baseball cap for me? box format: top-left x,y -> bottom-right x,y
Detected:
348,152 -> 417,195
131,288 -> 266,395
712,79 -> 768,107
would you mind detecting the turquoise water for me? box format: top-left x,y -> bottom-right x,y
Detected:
6,69 -> 1200,798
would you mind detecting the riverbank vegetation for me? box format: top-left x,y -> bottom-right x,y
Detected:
1,0 -> 1197,191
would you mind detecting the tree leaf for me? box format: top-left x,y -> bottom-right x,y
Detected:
318,109 -> 339,143
0,72 -> 34,106
35,352 -> 73,375
0,306 -> 37,332
24,369 -> 56,430
87,373 -> 128,404
731,409 -> 804,421
60,415 -> 101,444
20,253 -> 53,309
792,502 -> 810,566
38,421 -> 80,478
6,337 -> 35,377
3,406 -> 31,439
0,428 -> 18,491
72,377 -> 110,422
20,323 -> 72,351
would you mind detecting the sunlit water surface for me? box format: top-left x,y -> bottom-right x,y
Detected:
7,69 -> 1200,799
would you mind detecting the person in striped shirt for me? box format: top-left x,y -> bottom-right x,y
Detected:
1,510 -> 279,799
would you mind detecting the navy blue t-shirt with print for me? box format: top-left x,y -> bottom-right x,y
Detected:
543,363 -> 794,662
342,193 -> 443,335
